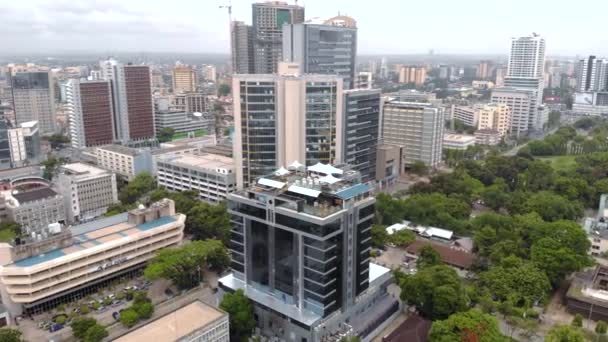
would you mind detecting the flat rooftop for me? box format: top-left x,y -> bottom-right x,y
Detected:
12,187 -> 58,203
159,152 -> 235,171
7,215 -> 177,268
443,134 -> 476,142
97,144 -> 139,156
114,300 -> 225,342
61,163 -> 110,177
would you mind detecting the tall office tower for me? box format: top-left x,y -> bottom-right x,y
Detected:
220,165 -> 397,342
380,57 -> 388,79
369,59 -> 378,76
503,34 -> 546,132
233,63 -> 343,189
172,65 -> 197,93
100,59 -> 155,144
476,103 -> 512,137
67,79 -> 114,149
382,101 -> 444,168
0,106 -> 10,170
7,121 -> 41,167
491,88 -> 532,136
283,15 -> 357,89
202,65 -> 217,83
355,72 -> 373,89
231,21 -> 255,74
477,60 -> 491,79
11,71 -> 56,135
252,1 -> 305,74
342,89 -> 381,182
398,66 -> 427,86
495,65 -> 507,87
576,55 -> 608,92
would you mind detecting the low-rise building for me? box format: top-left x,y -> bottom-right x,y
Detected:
405,240 -> 475,271
7,121 -> 41,167
156,152 -> 236,203
566,266 -> 608,321
443,134 -> 476,150
0,199 -> 185,315
376,144 -> 401,189
55,163 -> 118,223
4,187 -> 66,236
450,106 -> 478,127
154,111 -> 213,137
114,300 -> 229,342
95,145 -> 154,181
474,129 -> 502,146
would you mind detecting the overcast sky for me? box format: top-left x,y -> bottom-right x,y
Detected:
1,0 -> 607,56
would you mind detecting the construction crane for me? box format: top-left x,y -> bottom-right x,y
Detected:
219,0 -> 232,24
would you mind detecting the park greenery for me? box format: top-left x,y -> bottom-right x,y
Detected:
71,317 -> 108,342
373,119 -> 608,340
157,127 -> 175,143
119,291 -> 154,328
0,328 -> 23,342
220,289 -> 256,342
144,239 -> 230,289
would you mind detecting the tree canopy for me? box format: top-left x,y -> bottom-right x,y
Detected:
429,309 -> 509,342
545,325 -> 585,342
119,172 -> 157,205
220,289 -> 256,342
0,328 -> 23,342
157,127 -> 175,143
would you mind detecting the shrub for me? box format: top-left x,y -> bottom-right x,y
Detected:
120,308 -> 139,328
134,302 -> 154,320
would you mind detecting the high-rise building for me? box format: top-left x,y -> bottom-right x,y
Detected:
219,166 -> 396,342
100,59 -> 155,143
476,103 -> 512,137
355,72 -> 373,89
382,101 -> 444,168
283,15 -> 357,89
503,34 -> 546,132
576,55 -> 608,92
380,57 -> 388,80
491,88 -> 532,136
11,72 -> 56,135
202,64 -> 217,83
233,63 -> 343,189
67,79 -> 114,149
172,65 -> 197,93
231,21 -> 255,74
477,60 -> 491,80
341,89 -> 381,182
252,1 -> 305,74
398,66 -> 427,86
0,106 -> 10,170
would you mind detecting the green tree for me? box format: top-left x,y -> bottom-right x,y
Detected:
521,191 -> 583,222
596,321 -> 608,335
83,324 -> 108,342
339,337 -> 362,342
480,178 -> 509,211
71,317 -> 98,340
371,224 -> 389,248
417,245 -> 442,269
119,172 -> 157,205
389,229 -> 415,248
220,289 -> 256,342
134,302 -> 154,319
531,237 -> 592,287
120,308 -> 140,328
548,111 -> 561,128
410,161 -> 429,176
572,314 -> 583,328
186,201 -> 231,242
144,240 -> 229,289
375,193 -> 406,225
401,193 -> 471,234
546,325 -> 585,342
48,134 -> 70,148
218,83 -> 231,96
41,156 -> 66,180
157,127 -> 175,143
429,309 -> 509,342
400,265 -> 468,320
0,328 -> 22,342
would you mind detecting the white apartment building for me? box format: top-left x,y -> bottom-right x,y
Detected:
115,300 -> 229,342
156,152 -> 236,203
491,88 -> 532,136
0,199 -> 185,315
95,145 -> 153,181
477,103 -> 512,137
450,106 -> 478,127
577,56 -> 608,92
56,163 -> 118,223
443,134 -> 476,150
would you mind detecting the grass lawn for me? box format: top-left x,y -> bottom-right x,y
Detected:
0,229 -> 16,242
538,155 -> 578,172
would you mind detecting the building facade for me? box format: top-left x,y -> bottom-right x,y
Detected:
398,66 -> 427,86
56,163 -> 118,223
233,63 -> 344,189
443,134 -> 476,150
491,88 -> 532,136
576,55 -> 608,92
450,106 -> 478,127
382,101 -> 444,168
11,72 -> 56,135
155,111 -> 213,137
0,106 -> 10,170
4,187 -> 66,236
172,66 -> 197,93
156,152 -> 236,203
342,89 -> 381,182
252,1 -> 305,74
231,21 -> 255,74
95,145 -> 154,181
283,16 -> 357,89
476,103 -> 512,137
67,79 -> 115,148
220,165 -> 398,342
0,199 -> 185,315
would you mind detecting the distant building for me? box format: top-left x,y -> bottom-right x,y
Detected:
476,60 -> 491,80
172,66 -> 197,93
451,106 -> 479,127
0,106 -> 10,170
4,187 -> 66,236
475,129 -> 502,146
174,92 -> 210,113
114,300 -> 229,342
356,71 -> 373,89
398,66 -> 427,86
443,134 -> 476,150
11,72 -> 56,135
66,79 -> 114,148
342,89 -> 381,182
476,103 -> 512,137
56,163 -> 118,223
154,111 -> 213,137
95,145 -> 154,181
231,21 -> 254,74
382,101 -> 444,168
156,152 -> 236,203
491,87 -> 532,136
283,15 -> 357,89
7,121 -> 41,167
576,55 -> 608,92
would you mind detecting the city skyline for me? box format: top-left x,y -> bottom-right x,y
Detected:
2,0 -> 608,56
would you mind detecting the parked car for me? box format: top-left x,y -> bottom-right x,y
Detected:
49,323 -> 64,332
112,312 -> 120,321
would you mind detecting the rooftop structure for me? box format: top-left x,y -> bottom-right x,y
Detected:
0,199 -> 185,315
566,265 -> 608,321
443,134 -> 476,151
114,300 -> 229,342
405,240 -> 474,270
